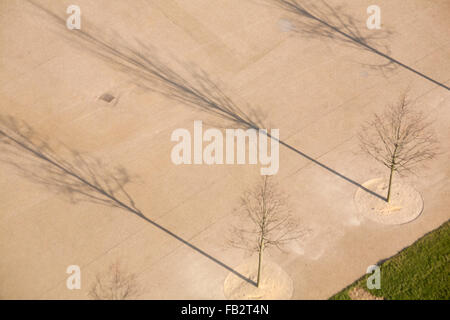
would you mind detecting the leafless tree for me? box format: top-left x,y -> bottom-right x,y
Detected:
358,94 -> 438,202
229,176 -> 300,287
89,261 -> 141,300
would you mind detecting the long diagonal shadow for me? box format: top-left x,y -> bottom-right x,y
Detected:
26,0 -> 387,203
269,0 -> 449,90
0,117 -> 256,286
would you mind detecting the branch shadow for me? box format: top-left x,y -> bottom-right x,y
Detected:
268,0 -> 449,90
26,0 -> 386,201
0,115 -> 256,286
26,0 -> 266,131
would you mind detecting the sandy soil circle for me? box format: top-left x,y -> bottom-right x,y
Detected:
223,259 -> 293,300
354,178 -> 423,225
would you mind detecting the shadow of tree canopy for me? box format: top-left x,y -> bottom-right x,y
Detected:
0,115 -> 256,286
0,115 -> 140,212
27,0 -> 266,131
272,0 -> 396,72
268,0 -> 449,90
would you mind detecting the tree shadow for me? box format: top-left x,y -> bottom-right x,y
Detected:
25,0 -> 386,201
0,116 -> 139,211
268,0 -> 449,90
273,0 -> 396,72
26,0 -> 266,131
0,115 -> 256,286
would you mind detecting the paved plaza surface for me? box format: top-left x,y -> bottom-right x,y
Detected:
0,0 -> 449,299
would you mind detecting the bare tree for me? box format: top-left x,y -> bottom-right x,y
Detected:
229,176 -> 300,287
358,94 -> 438,202
89,261 -> 141,300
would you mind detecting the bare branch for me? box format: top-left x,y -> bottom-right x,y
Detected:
229,176 -> 301,253
358,93 -> 438,175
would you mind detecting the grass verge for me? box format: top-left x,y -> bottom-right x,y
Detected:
330,220 -> 450,300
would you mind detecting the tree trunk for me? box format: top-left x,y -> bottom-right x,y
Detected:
387,145 -> 398,203
387,165 -> 394,202
257,242 -> 264,288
